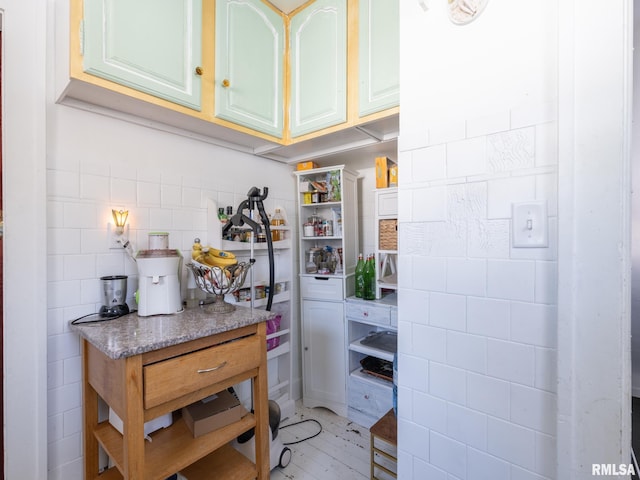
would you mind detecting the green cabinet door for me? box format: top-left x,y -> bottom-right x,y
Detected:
215,0 -> 284,138
290,0 -> 347,137
83,0 -> 203,110
358,0 -> 399,116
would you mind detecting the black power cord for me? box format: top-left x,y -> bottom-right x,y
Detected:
279,418 -> 323,446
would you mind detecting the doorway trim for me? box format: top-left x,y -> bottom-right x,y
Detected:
556,0 -> 633,477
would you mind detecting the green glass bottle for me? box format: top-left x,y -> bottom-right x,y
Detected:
363,254 -> 376,300
355,253 -> 365,298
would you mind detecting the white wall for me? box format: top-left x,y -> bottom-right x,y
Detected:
631,2 -> 640,396
398,1 -> 559,478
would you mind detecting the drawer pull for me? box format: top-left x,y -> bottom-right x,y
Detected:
197,361 -> 227,374
314,277 -> 330,281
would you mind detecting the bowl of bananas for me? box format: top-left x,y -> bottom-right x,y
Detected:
187,239 -> 252,313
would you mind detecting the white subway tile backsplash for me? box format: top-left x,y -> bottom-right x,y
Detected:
487,176 -> 536,219
487,417 -> 535,471
48,382 -> 82,417
534,347 -> 557,393
446,331 -> 487,374
48,280 -> 81,309
63,254 -> 96,280
48,170 -> 80,199
447,137 -> 487,179
49,229 -> 82,256
138,181 -> 161,206
535,261 -> 558,305
48,359 -> 64,390
137,168 -> 162,184
467,447 -> 511,480
48,432 -> 82,466
487,128 -> 535,174
511,465 -> 548,480
412,256 -> 447,292
63,356 -> 82,385
399,418 -> 430,461
466,297 -> 510,339
535,173 -> 558,216
64,203 -> 98,229
534,432 -> 557,478
429,362 -> 466,404
425,222 -> 467,257
111,178 -> 137,205
400,353 -> 429,392
182,187 -> 202,208
402,289 -> 430,325
487,260 -> 535,302
467,371 -> 510,420
429,292 -> 466,331
466,112 -> 510,139
448,182 -> 487,222
80,174 -> 110,202
413,390 -> 447,433
468,219 -> 510,259
447,258 -> 486,296
535,122 -> 559,167
148,207 -> 173,231
413,457 -> 449,480
428,120 -> 466,146
48,412 -> 63,443
510,102 -> 556,130
412,186 -> 447,222
430,431 -> 467,479
63,407 -> 83,437
95,253 -> 126,277
510,302 -> 557,348
412,145 -> 447,182
446,403 -> 487,450
487,339 -> 535,385
399,128 -> 430,152
413,324 -> 446,361
510,384 -> 556,435
161,184 -> 181,207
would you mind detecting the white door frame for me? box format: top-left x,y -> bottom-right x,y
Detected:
557,0 -> 633,477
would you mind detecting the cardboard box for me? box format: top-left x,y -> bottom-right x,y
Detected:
296,161 -> 318,171
375,157 -> 396,188
182,390 -> 248,438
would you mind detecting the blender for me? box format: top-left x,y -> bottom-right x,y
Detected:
99,275 -> 130,317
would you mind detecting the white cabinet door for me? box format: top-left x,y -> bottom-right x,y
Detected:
302,299 -> 346,416
83,0 -> 203,110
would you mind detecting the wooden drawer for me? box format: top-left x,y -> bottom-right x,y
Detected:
143,335 -> 261,409
345,301 -> 391,326
301,275 -> 344,301
348,374 -> 393,420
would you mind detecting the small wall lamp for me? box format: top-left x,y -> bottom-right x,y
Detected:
112,209 -> 129,235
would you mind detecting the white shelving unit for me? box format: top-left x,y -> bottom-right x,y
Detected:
205,198 -> 295,421
374,188 -> 398,299
294,165 -> 359,417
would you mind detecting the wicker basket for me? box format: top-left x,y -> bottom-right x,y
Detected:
379,219 -> 398,250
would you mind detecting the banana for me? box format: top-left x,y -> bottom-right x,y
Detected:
196,249 -> 237,268
191,239 -> 236,264
204,247 -> 236,260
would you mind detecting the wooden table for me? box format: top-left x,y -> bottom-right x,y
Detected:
75,311 -> 271,480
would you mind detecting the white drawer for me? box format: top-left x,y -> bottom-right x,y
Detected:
390,307 -> 398,328
348,374 -> 393,419
345,301 -> 391,326
301,275 -> 344,301
377,191 -> 398,217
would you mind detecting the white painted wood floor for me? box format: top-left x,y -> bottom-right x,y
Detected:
269,402 -> 371,480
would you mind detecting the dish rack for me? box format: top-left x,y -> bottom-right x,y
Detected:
186,260 -> 253,313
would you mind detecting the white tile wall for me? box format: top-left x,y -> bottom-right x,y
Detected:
46,108 -> 297,478
398,101 -> 558,479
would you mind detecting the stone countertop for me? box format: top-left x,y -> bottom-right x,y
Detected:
69,305 -> 274,360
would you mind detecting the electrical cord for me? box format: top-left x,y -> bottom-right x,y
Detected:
279,418 -> 323,445
70,310 -> 137,325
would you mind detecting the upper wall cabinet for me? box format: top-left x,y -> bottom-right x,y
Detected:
289,0 -> 347,138
82,0 -> 203,110
215,0 -> 285,138
358,0 -> 399,117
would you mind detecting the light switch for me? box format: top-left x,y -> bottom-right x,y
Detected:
512,201 -> 548,248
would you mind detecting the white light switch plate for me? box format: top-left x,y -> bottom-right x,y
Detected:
512,201 -> 548,248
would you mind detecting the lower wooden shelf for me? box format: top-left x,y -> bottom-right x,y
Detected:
94,413 -> 256,480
